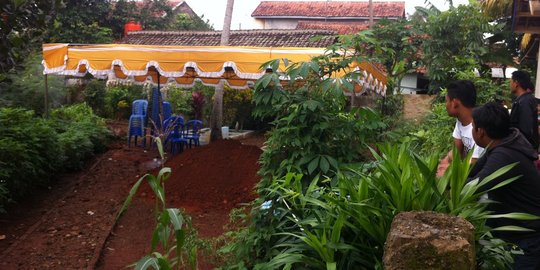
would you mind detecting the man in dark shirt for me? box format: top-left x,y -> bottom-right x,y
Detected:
469,102 -> 540,269
510,70 -> 539,151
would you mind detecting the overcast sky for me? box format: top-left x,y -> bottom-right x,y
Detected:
184,0 -> 471,30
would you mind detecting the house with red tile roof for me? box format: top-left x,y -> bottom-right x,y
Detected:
251,1 -> 405,34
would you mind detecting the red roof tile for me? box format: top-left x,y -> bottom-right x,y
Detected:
121,29 -> 338,47
296,21 -> 370,34
252,1 -> 405,18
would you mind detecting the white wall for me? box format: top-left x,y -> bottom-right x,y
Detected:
399,73 -> 418,94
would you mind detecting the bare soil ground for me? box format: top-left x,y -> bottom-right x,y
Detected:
0,121 -> 265,270
402,94 -> 435,122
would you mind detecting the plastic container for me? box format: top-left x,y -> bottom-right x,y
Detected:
221,126 -> 229,139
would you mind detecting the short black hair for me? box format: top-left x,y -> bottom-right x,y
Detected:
511,70 -> 535,91
447,80 -> 477,108
472,102 -> 511,139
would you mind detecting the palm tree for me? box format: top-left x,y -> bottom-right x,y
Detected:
480,0 -> 513,19
211,0 -> 235,142
480,0 -> 531,51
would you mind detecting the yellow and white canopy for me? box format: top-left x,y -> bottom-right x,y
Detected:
42,43 -> 386,94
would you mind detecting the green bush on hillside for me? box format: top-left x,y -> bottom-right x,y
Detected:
0,108 -> 61,204
0,103 -> 110,211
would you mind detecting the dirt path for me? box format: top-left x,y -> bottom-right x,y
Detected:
402,94 -> 435,121
0,124 -> 264,270
0,142 -> 158,269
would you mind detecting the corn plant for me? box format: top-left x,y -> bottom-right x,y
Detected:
116,137 -> 197,270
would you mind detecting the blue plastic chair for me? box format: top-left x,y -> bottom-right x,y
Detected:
163,101 -> 172,120
128,99 -> 149,147
128,115 -> 146,147
132,99 -> 148,117
163,116 -> 188,154
184,120 -> 203,148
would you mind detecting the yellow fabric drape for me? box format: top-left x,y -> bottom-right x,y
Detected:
42,43 -> 386,93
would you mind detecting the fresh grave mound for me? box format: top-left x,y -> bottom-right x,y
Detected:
141,139 -> 263,212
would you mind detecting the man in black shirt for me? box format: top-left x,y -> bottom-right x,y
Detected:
510,70 -> 539,151
469,102 -> 540,269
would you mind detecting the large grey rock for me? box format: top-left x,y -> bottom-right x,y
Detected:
383,211 -> 475,270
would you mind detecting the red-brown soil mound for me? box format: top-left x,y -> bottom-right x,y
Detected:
161,139 -> 262,211
97,139 -> 262,269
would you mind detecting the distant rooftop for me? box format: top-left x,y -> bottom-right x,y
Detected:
122,29 -> 338,47
252,1 -> 405,19
296,21 -> 370,34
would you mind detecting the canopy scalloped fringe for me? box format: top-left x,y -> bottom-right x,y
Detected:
42,43 -> 387,94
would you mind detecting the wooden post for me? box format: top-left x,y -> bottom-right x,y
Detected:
157,72 -> 163,128
535,45 -> 540,98
210,80 -> 224,142
369,0 -> 374,28
44,74 -> 49,118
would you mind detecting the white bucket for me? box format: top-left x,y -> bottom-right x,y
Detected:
221,126 -> 229,139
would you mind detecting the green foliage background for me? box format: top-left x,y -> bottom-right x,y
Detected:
0,104 -> 110,212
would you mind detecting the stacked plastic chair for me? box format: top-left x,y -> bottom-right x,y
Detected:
184,120 -> 203,148
128,99 -> 148,147
163,101 -> 172,121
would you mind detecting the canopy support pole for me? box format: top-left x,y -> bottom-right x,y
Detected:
210,80 -> 224,142
44,74 -> 49,118
535,45 -> 540,98
158,72 -> 163,127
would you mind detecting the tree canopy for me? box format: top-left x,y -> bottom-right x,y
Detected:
0,0 -> 213,75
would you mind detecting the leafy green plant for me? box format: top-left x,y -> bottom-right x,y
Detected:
104,84 -> 146,119
2,52 -> 67,115
223,143 -> 530,269
190,91 -> 205,120
166,86 -> 193,118
409,102 -> 454,156
0,108 -> 61,201
117,138 -> 198,270
83,79 -> 107,117
50,103 -> 111,170
223,86 -> 254,129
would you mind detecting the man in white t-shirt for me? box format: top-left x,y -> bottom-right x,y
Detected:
452,120 -> 484,160
437,80 -> 484,176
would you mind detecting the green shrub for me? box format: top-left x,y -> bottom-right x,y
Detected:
57,127 -> 95,170
378,92 -> 404,119
223,86 -> 255,129
0,108 -> 61,201
410,102 -> 454,157
0,103 -> 111,211
2,52 -> 67,115
221,144 -> 522,269
83,79 -> 107,117
0,182 -> 8,213
104,84 -> 146,119
455,71 -> 510,106
166,86 -> 193,117
50,103 -> 111,169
